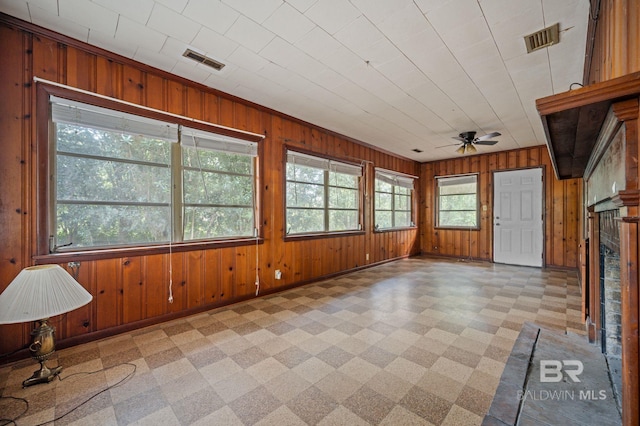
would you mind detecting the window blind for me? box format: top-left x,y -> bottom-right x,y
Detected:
181,127 -> 258,156
437,175 -> 477,186
375,169 -> 415,189
287,150 -> 362,176
50,96 -> 179,142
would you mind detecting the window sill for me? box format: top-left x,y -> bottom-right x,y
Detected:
284,230 -> 365,242
434,226 -> 480,231
34,238 -> 263,264
373,226 -> 418,233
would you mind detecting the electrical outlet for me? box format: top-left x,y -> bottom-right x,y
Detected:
275,269 -> 282,280
366,253 -> 369,261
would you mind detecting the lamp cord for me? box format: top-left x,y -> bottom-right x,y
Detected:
0,396 -> 27,426
0,362 -> 136,426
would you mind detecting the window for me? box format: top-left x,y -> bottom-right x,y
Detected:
181,128 -> 256,240
285,150 -> 362,235
436,174 -> 479,228
374,169 -> 415,230
50,96 -> 258,250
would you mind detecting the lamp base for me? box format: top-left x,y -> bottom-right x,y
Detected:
23,361 -> 63,387
23,319 -> 62,387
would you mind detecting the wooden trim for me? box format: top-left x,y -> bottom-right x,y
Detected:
582,0 -> 601,85
0,12 -> 415,163
284,231 -> 366,242
618,219 -> 640,426
587,210 -> 601,344
32,238 -> 265,264
373,226 -> 419,234
537,71 -> 640,116
612,98 -> 640,121
612,190 -> 640,208
537,75 -> 640,180
37,80 -> 265,142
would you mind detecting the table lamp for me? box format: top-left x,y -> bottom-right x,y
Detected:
0,264 -> 93,387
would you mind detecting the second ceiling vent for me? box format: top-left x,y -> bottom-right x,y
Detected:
524,23 -> 560,53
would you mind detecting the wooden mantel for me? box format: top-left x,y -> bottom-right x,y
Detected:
536,71 -> 640,180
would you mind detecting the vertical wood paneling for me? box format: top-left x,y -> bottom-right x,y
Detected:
122,65 -> 143,104
61,261 -> 94,339
145,74 -> 165,110
95,258 -> 119,329
144,254 -> 167,318
185,250 -> 204,308
220,250 -> 236,302
0,20 -> 420,356
122,257 -> 143,323
95,56 -> 119,98
587,0 -> 640,84
0,25 -> 26,307
168,251 -> 186,314
65,48 -> 94,91
420,146 -> 581,268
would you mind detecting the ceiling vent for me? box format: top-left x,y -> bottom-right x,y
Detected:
524,23 -> 560,53
183,49 -> 225,71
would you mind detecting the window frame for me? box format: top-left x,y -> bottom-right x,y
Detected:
373,168 -> 417,232
284,147 -> 365,240
435,173 -> 480,230
35,83 -> 264,262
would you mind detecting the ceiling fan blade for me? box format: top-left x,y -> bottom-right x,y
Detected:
475,132 -> 501,142
437,143 -> 462,148
451,136 -> 466,142
474,140 -> 498,146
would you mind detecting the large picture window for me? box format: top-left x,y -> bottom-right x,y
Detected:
50,96 -> 258,251
374,169 -> 415,230
285,150 -> 362,235
436,174 -> 479,228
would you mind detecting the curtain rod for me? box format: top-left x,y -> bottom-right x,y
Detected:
33,76 -> 266,140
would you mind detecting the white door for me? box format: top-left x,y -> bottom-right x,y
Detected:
493,168 -> 543,267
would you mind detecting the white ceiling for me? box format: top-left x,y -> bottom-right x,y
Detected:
0,0 -> 589,162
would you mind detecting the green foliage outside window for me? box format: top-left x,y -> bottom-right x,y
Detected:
285,154 -> 361,235
56,124 -> 172,247
374,175 -> 413,229
54,119 -> 256,250
436,175 -> 478,228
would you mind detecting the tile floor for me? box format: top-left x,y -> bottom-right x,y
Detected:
0,256 -> 583,425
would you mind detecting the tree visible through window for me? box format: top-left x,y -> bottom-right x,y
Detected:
51,97 -> 257,250
285,151 -> 362,235
374,169 -> 415,230
436,174 -> 479,228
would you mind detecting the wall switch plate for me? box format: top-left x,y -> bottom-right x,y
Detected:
275,270 -> 282,279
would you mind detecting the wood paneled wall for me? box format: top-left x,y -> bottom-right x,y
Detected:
585,0 -> 640,85
0,19 -> 419,357
419,146 -> 582,268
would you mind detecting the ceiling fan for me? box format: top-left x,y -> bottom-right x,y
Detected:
440,131 -> 501,154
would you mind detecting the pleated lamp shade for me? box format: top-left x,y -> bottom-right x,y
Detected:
0,264 -> 93,324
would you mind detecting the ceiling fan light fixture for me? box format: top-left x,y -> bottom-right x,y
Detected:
466,144 -> 477,153
456,145 -> 466,155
